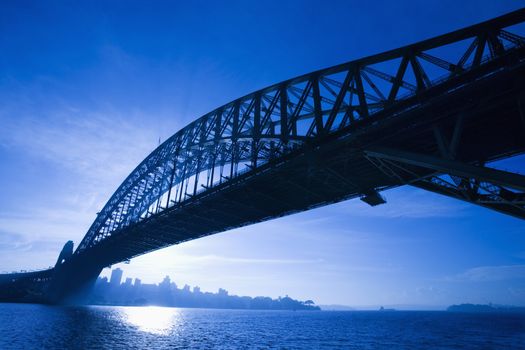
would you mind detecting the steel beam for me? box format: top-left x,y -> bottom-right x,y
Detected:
364,147 -> 525,191
76,9 -> 525,253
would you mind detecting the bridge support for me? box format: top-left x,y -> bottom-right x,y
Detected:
364,147 -> 525,219
45,262 -> 103,304
360,190 -> 387,206
55,240 -> 74,267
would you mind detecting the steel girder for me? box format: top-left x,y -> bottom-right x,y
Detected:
77,9 -> 525,252
365,147 -> 525,219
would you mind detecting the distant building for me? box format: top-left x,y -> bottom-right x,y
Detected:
97,276 -> 108,285
88,269 -> 320,310
110,268 -> 123,286
160,276 -> 171,287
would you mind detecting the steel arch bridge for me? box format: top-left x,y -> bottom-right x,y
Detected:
2,9 -> 525,303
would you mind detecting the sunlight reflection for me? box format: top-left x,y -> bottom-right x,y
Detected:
123,306 -> 181,335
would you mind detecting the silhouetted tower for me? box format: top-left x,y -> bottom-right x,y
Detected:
160,276 -> 171,288
110,268 -> 123,286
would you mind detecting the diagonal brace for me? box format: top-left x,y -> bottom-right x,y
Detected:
364,147 -> 525,191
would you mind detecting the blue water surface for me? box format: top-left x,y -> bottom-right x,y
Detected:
0,303 -> 523,349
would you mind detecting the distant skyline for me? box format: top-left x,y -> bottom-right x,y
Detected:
97,268 -> 525,311
91,267 -> 321,311
1,1 -> 525,307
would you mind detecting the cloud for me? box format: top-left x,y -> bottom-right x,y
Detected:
0,231 -> 29,251
0,106 -> 158,186
185,255 -> 323,265
445,265 -> 525,282
0,207 -> 94,243
0,228 -> 66,272
507,287 -> 525,297
0,98 -> 170,271
138,253 -> 322,268
415,286 -> 444,296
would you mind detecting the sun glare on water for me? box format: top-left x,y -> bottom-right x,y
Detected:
123,306 -> 182,335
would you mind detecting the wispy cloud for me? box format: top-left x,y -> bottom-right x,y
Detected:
0,92 -> 167,270
0,231 -> 31,251
415,285 -> 444,296
507,287 -> 525,297
140,253 -> 322,267
187,255 -> 323,265
101,252 -> 325,284
0,207 -> 94,243
445,265 -> 525,282
0,106 -> 158,185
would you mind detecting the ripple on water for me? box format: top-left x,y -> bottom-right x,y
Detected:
0,304 -> 524,349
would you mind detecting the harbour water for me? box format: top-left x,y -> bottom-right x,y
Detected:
0,303 -> 523,349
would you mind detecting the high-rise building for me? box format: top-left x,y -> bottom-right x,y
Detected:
110,268 -> 123,286
96,276 -> 108,286
124,277 -> 132,286
160,275 -> 171,287
134,278 -> 141,287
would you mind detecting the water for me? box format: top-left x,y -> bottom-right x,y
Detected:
0,304 -> 524,349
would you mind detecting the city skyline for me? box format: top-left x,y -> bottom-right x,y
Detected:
1,1 -> 525,307
92,267 -> 320,311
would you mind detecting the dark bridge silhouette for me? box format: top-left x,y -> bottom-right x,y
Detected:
2,9 -> 525,303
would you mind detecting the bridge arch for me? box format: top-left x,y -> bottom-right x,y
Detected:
77,9 -> 525,252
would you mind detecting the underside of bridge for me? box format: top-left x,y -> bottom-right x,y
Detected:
83,64 -> 525,267
1,8 -> 525,304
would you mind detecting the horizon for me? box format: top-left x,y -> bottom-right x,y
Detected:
92,267 -> 495,311
83,266 -> 525,312
1,1 -> 525,308
94,267 -> 523,311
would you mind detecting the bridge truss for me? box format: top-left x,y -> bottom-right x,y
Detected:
77,9 -> 525,257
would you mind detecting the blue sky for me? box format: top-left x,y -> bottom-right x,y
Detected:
1,1 -> 524,308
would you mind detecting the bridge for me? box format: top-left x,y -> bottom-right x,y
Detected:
1,9 -> 525,304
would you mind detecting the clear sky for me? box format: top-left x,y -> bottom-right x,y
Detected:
1,1 -> 524,309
